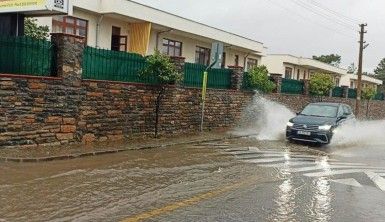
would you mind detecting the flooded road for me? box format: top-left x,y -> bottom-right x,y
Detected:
2,137 -> 385,221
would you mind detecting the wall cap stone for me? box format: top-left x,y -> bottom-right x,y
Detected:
0,73 -> 62,81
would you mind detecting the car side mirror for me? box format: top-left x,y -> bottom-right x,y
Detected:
296,112 -> 300,115
339,115 -> 348,120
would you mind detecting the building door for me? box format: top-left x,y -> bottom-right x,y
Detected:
111,26 -> 127,51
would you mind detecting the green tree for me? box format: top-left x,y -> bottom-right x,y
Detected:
244,65 -> 275,93
374,58 -> 385,82
309,73 -> 334,101
140,51 -> 182,138
24,18 -> 50,40
361,87 -> 376,118
312,54 -> 341,67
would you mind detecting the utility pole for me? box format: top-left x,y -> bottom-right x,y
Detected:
355,23 -> 367,117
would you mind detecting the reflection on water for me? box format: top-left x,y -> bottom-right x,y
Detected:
269,151 -> 297,221
310,177 -> 332,222
309,158 -> 333,222
270,152 -> 334,221
272,178 -> 297,221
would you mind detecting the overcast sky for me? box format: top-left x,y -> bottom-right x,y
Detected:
134,0 -> 385,72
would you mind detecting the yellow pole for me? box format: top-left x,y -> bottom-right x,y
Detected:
200,71 -> 208,132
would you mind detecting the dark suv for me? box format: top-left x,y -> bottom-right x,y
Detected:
286,102 -> 355,144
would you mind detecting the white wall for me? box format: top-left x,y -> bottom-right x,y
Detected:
148,29 -> 261,67
34,8 -> 262,67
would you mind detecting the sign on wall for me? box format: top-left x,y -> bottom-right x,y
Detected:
0,0 -> 69,15
210,42 -> 224,69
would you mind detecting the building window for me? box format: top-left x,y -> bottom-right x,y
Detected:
297,69 -> 300,80
162,38 -> 182,57
247,58 -> 258,71
303,70 -> 307,79
111,26 -> 127,51
52,16 -> 88,39
285,67 -> 293,79
234,55 -> 239,66
195,46 -> 211,65
350,80 -> 355,88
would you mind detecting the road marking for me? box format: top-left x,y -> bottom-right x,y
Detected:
121,176 -> 257,222
366,171 -> 385,191
304,169 -> 385,177
222,147 -> 385,192
257,162 -> 315,168
287,165 -> 384,173
243,157 -> 323,163
331,178 -> 362,187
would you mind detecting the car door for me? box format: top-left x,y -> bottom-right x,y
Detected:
336,105 -> 347,125
342,105 -> 355,123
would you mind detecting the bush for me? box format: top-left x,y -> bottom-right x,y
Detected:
309,73 -> 334,100
245,65 -> 276,93
361,87 -> 376,100
362,87 -> 376,118
140,50 -> 182,84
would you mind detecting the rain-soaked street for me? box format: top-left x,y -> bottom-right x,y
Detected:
2,137 -> 385,222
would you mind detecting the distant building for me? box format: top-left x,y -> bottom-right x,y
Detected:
340,74 -> 383,90
35,0 -> 265,69
262,54 -> 382,89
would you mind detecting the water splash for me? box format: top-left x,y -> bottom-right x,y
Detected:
331,120 -> 385,147
234,93 -> 295,140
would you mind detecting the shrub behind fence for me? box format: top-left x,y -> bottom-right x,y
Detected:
281,78 -> 304,94
0,36 -> 54,76
374,92 -> 384,101
183,62 -> 231,89
82,46 -> 157,84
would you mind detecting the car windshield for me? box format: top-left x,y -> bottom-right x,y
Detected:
300,104 -> 338,118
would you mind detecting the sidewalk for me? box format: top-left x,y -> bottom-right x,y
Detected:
0,131 -> 241,162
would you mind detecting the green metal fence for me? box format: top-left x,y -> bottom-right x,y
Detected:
281,78 -> 304,94
374,92 -> 384,101
82,46 -> 157,83
183,62 -> 231,89
348,88 -> 357,98
242,72 -> 253,90
332,86 -> 343,97
0,36 -> 54,76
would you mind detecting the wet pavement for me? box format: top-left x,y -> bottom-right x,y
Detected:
1,137 -> 385,221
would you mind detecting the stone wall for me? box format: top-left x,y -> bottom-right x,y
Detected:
1,33 -> 384,149
0,74 -> 253,148
0,75 -> 81,148
266,93 -> 385,120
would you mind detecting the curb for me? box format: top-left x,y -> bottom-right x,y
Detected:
0,134 -> 249,163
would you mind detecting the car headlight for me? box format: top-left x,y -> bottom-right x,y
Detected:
287,122 -> 294,127
318,125 -> 332,131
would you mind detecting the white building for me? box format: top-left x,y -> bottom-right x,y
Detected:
35,0 -> 265,69
340,74 -> 383,90
262,54 -> 383,89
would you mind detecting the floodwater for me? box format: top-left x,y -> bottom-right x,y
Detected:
2,95 -> 385,221
0,144 -> 240,221
2,138 -> 385,221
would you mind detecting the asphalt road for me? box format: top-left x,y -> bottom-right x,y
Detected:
1,137 -> 385,222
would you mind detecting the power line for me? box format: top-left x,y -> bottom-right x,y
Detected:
265,0 -> 356,39
290,0 -> 357,31
306,0 -> 362,24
